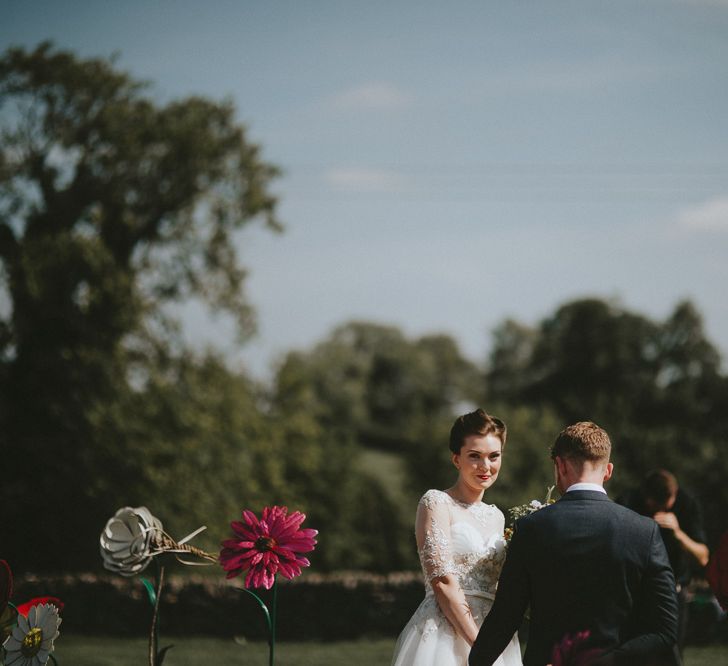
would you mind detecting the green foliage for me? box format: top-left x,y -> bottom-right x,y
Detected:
485,297 -> 728,544
120,354 -> 280,556
269,321 -> 485,569
273,322 -> 480,454
484,404 -> 562,512
3,42 -> 728,578
517,298 -> 660,425
271,320 -> 483,522
269,340 -> 419,571
0,43 -> 281,571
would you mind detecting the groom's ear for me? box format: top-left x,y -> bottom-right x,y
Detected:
603,462 -> 614,483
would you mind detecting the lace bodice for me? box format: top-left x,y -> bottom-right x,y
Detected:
416,489 -> 507,597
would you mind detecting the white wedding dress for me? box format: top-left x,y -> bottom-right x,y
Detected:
392,489 -> 522,666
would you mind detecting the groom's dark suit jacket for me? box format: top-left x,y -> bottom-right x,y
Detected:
469,490 -> 680,666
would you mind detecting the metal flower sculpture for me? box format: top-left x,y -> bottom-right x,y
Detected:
220,506 -> 317,666
100,506 -> 216,576
100,507 -> 164,576
99,507 -> 217,666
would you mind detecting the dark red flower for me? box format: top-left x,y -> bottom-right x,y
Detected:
0,560 -> 14,641
219,506 -> 318,589
551,630 -> 603,666
0,560 -> 12,611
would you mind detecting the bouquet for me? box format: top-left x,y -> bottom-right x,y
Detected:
504,486 -> 555,542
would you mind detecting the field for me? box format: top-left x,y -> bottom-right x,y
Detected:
58,635 -> 726,665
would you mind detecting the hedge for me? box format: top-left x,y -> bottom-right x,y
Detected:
12,571 -> 424,641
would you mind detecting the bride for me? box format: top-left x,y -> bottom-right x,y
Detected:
392,409 -> 522,666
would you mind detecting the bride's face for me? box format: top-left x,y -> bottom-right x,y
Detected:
454,433 -> 503,493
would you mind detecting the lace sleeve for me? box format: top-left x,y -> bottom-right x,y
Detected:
415,490 -> 457,580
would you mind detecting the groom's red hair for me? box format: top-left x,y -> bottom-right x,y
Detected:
551,421 -> 611,463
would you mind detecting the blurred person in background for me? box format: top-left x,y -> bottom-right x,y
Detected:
617,469 -> 709,654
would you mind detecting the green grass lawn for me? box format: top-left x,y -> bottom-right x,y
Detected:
58,636 -> 396,665
56,636 -> 726,665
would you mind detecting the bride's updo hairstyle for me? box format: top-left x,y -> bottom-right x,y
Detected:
550,421 -> 611,464
448,408 -> 507,454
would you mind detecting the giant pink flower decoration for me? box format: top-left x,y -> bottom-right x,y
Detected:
220,506 -> 318,590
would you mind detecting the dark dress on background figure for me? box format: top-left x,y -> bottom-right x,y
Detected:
617,487 -> 707,651
469,490 -> 681,666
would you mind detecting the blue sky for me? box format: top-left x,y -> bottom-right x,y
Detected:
2,1 -> 728,376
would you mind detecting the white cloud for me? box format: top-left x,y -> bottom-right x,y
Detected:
677,196 -> 728,232
328,82 -> 412,110
324,167 -> 407,193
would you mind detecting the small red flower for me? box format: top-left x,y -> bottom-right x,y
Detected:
219,505 -> 318,589
15,596 -> 65,617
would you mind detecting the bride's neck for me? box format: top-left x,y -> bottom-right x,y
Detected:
447,481 -> 484,505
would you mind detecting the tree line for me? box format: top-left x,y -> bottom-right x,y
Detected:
2,45 -> 727,574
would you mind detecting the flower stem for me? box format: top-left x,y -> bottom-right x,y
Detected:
149,563 -> 164,666
241,580 -> 277,666
242,588 -> 272,637
270,579 -> 277,666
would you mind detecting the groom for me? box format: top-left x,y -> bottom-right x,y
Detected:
469,421 -> 680,666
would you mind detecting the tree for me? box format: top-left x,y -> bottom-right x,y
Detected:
274,321 -> 480,455
269,346 -> 417,571
484,297 -> 728,545
653,301 -> 723,418
0,43 -> 281,570
268,322 -> 482,570
116,352 -> 286,558
486,319 -> 538,402
519,298 -> 660,427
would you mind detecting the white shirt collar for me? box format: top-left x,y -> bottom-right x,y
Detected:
566,482 -> 607,494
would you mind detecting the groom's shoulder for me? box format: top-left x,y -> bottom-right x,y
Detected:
565,494 -> 661,534
528,493 -> 653,523
517,496 -> 660,544
607,498 -> 659,530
